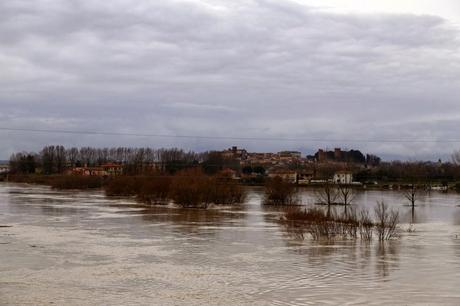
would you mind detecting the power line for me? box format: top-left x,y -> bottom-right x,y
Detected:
1,127 -> 460,143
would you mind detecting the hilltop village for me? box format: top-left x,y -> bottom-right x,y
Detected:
219,146 -> 381,185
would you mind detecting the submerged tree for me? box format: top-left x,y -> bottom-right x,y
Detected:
338,184 -> 356,215
374,201 -> 399,241
403,183 -> 422,224
404,184 -> 419,209
315,182 -> 338,216
282,202 -> 400,241
263,176 -> 298,205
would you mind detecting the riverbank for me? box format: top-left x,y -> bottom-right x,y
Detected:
8,174 -> 459,190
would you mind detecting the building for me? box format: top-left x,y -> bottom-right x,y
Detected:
245,152 -> 278,166
313,148 -> 367,164
70,162 -> 123,177
219,168 -> 239,180
278,151 -> 302,159
268,170 -> 297,184
0,165 -> 9,174
222,146 -> 248,160
297,172 -> 314,185
333,171 -> 353,184
101,163 -> 123,176
317,149 -> 327,162
72,167 -> 107,176
334,148 -> 342,160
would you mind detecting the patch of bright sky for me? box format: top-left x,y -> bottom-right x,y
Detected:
295,0 -> 460,24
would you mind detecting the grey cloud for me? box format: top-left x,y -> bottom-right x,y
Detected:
1,0 -> 460,159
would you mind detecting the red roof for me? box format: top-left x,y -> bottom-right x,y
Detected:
102,163 -> 123,168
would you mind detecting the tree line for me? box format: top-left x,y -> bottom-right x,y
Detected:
9,145 -> 460,184
354,160 -> 460,183
9,146 -> 231,175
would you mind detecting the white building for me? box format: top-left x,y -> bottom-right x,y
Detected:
268,170 -> 298,184
333,171 -> 353,184
0,165 -> 9,174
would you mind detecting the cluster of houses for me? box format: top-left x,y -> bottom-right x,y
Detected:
0,164 -> 9,174
67,163 -> 123,177
220,146 -> 363,185
264,169 -> 356,185
222,146 -> 378,167
223,146 -> 305,167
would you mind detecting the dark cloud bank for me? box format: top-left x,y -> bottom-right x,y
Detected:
1,0 -> 460,160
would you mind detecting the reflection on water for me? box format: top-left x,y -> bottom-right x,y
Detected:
1,183 -> 460,305
400,206 -> 427,224
375,241 -> 400,279
453,210 -> 460,226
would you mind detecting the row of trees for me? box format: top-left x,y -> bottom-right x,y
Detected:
9,146 -> 460,184
355,160 -> 460,183
9,146 -> 233,175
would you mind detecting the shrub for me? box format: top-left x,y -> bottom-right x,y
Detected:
284,207 -> 352,240
374,201 -> 399,241
211,172 -> 246,205
8,175 -> 52,185
104,176 -> 144,196
169,169 -> 245,208
283,202 -> 399,241
263,176 -> 298,205
169,168 -> 214,208
137,176 -> 172,204
359,210 -> 374,241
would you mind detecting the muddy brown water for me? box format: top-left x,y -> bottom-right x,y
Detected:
1,183 -> 459,305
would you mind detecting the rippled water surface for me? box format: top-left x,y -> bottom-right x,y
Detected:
1,183 -> 460,305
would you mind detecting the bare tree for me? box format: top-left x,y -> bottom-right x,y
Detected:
374,201 -> 399,241
404,184 -> 418,210
359,210 -> 373,241
41,146 -> 56,174
338,184 -> 355,215
9,152 -> 38,174
452,150 -> 460,165
55,145 -> 67,174
315,182 -> 338,216
66,147 -> 79,167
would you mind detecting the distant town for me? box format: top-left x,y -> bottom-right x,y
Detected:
4,145 -> 460,190
219,146 -> 381,185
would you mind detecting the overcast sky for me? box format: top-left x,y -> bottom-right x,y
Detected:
1,0 -> 460,160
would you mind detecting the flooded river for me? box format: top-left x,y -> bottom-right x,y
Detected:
1,183 -> 460,305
